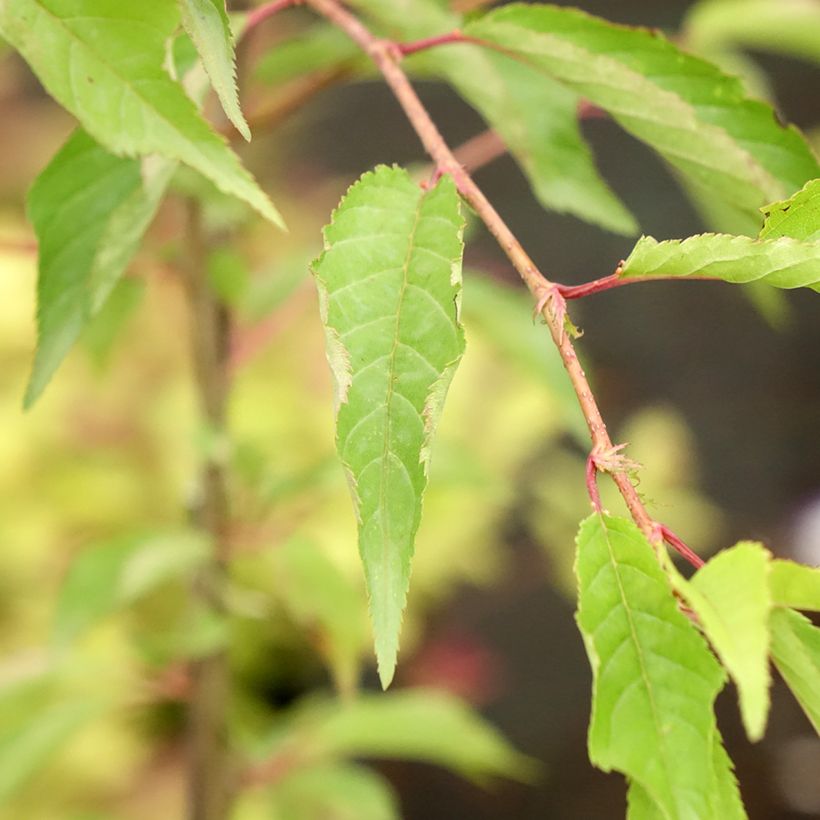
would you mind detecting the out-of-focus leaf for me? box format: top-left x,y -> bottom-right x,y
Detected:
770,560 -> 820,611
271,538 -> 368,697
674,542 -> 772,741
575,513 -> 744,818
179,0 -> 250,140
0,0 -> 282,226
760,178 -> 820,241
25,130 -> 174,406
685,0 -> 820,66
770,607 -> 820,734
80,277 -> 145,368
465,4 -> 820,229
53,531 -> 209,645
312,166 -> 465,687
207,246 -> 250,308
269,762 -> 399,820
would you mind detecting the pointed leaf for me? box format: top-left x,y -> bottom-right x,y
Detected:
674,542 -> 772,741
179,0 -> 250,141
770,607 -> 820,734
770,559 -> 820,611
575,513 -> 744,819
760,178 -> 820,241
25,130 -> 174,405
465,4 -> 820,226
312,166 -> 465,687
619,233 -> 820,292
0,0 -> 282,227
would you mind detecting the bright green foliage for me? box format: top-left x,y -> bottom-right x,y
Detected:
179,0 -> 250,141
770,560 -> 820,610
770,608 -> 820,734
465,4 -> 820,229
685,0 -> 820,66
349,0 -> 636,234
575,513 -> 743,819
0,0 -> 282,226
760,178 -> 820,241
678,543 -> 772,741
620,233 -> 820,292
25,130 -> 174,406
270,538 -> 368,698
312,166 -> 465,688
52,530 -> 208,645
270,763 -> 399,820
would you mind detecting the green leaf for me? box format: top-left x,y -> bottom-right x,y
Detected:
312,166 -> 466,687
53,530 -> 208,644
270,763 -> 399,820
179,0 -> 250,141
770,559 -> 820,611
303,690 -> 535,783
685,0 -> 820,67
575,513 -> 745,819
760,178 -> 820,241
0,0 -> 282,227
675,542 -> 772,741
619,232 -> 820,292
465,4 -> 820,228
25,129 -> 174,406
271,538 -> 368,698
770,608 -> 820,734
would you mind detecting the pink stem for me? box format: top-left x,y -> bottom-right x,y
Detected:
245,0 -> 301,33
586,454 -> 603,512
659,525 -> 705,569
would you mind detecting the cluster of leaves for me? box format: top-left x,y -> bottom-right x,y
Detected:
2,0 -> 820,818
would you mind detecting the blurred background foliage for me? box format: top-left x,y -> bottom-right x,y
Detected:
0,0 -> 819,818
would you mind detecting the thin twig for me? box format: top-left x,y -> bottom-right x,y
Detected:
245,0 -> 303,33
303,0 -> 659,542
452,128 -> 508,174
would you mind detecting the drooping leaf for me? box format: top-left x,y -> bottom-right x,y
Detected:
465,4 -> 820,228
298,690 -> 535,784
0,0 -> 283,227
25,130 -> 175,406
179,0 -> 250,140
269,763 -> 399,820
770,559 -> 820,611
312,166 -> 465,687
575,513 -> 745,819
685,0 -> 820,67
760,178 -> 820,241
53,530 -> 209,645
673,542 -> 772,741
769,607 -> 820,734
619,233 -> 820,292
348,0 -> 637,234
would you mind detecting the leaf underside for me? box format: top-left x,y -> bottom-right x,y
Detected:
575,513 -> 744,819
312,166 -> 465,687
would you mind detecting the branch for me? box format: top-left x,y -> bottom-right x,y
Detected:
302,0 -> 663,546
245,0 -> 303,34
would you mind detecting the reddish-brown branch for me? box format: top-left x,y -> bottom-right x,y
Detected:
557,270 -> 719,300
245,0 -> 302,33
451,128 -> 508,174
398,30 -> 467,56
657,525 -> 705,570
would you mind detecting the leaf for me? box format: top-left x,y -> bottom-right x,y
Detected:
760,178 -> 820,241
53,530 -> 209,644
271,538 -> 369,698
179,0 -> 250,140
619,233 -> 820,292
312,166 -> 466,687
770,559 -> 820,611
674,542 -> 772,741
302,690 -> 535,784
25,129 -> 174,406
349,0 -> 636,234
270,763 -> 399,820
769,607 -> 820,734
465,4 -> 820,228
575,513 -> 745,819
685,0 -> 820,67
0,0 -> 282,227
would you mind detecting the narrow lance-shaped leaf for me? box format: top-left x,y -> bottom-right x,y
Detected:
312,166 -> 465,687
575,513 -> 745,819
26,129 -> 175,406
179,0 -> 250,141
465,4 -> 820,228
770,559 -> 820,611
0,0 -> 282,227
